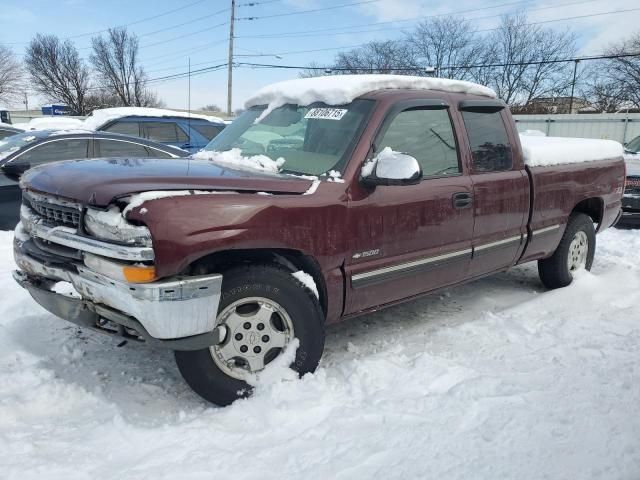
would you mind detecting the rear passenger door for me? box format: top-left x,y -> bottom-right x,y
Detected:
346,101 -> 474,313
457,102 -> 529,277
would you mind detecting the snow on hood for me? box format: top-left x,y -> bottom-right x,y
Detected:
519,135 -> 624,167
245,74 -> 497,121
192,148 -> 285,174
82,107 -> 225,130
12,117 -> 84,131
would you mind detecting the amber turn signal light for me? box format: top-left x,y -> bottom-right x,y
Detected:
122,265 -> 157,283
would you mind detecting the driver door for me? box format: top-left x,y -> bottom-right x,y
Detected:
345,101 -> 474,314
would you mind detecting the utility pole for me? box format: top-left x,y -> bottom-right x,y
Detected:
568,59 -> 580,114
227,0 -> 236,117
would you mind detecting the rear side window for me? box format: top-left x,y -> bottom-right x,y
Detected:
461,111 -> 513,172
377,108 -> 460,177
144,122 -> 182,143
18,139 -> 90,166
103,121 -> 140,137
191,124 -> 223,141
96,139 -> 150,158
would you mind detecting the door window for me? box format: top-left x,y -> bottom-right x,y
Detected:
17,139 -> 90,166
192,124 -> 223,141
96,139 -> 151,157
377,108 -> 460,178
144,122 -> 181,143
461,111 -> 513,172
103,121 -> 140,137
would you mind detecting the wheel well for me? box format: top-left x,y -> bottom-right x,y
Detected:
572,197 -> 604,228
188,249 -> 328,316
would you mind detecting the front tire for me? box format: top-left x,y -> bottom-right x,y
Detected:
175,264 -> 325,406
538,213 -> 596,289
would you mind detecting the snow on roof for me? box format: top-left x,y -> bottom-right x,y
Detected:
519,134 -> 624,167
82,107 -> 225,130
245,74 -> 498,120
13,117 -> 84,131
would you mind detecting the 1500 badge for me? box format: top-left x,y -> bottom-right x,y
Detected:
352,249 -> 381,260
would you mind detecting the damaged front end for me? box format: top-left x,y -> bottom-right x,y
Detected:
13,190 -> 225,350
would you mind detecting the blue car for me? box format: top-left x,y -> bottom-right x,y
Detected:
90,111 -> 226,154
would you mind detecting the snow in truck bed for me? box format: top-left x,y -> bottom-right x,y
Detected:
245,74 -> 497,120
519,134 -> 624,167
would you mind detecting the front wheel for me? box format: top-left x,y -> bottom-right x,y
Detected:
175,264 -> 325,406
538,212 -> 596,289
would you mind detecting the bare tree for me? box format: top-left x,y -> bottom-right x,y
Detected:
90,27 -> 158,107
298,61 -> 333,79
405,17 -> 484,80
334,40 -> 417,74
200,104 -> 222,112
600,33 -> 640,108
0,45 -> 23,105
24,34 -> 91,114
480,14 -> 577,106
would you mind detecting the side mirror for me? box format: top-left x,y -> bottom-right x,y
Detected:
1,161 -> 30,179
361,147 -> 422,186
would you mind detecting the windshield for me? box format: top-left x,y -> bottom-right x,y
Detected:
0,131 -> 45,163
626,135 -> 640,153
203,100 -> 373,176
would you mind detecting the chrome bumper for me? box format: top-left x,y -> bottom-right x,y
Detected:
20,204 -> 154,262
14,242 -> 223,342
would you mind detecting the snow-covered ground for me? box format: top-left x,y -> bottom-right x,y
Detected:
0,228 -> 639,479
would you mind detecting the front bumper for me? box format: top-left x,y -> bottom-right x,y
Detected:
14,239 -> 224,349
620,194 -> 640,227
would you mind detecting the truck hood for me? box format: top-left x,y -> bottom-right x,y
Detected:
21,157 -> 314,206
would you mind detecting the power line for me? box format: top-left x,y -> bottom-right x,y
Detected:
237,0 -> 535,38
238,0 -> 614,40
137,8 -> 230,39
139,22 -> 228,49
237,0 -> 380,20
0,0 -> 212,45
235,51 -> 640,72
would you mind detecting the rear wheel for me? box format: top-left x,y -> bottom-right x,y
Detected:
538,213 -> 596,289
175,264 -> 325,406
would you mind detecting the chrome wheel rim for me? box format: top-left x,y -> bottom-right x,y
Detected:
210,297 -> 295,380
567,230 -> 588,272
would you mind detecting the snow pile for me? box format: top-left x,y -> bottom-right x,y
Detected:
520,134 -> 624,167
292,271 -> 319,299
13,117 -> 84,131
246,74 -> 497,121
1,228 -> 640,478
122,190 -> 237,216
193,148 -> 285,174
82,107 -> 224,131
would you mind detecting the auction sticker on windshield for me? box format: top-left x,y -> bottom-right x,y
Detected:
304,108 -> 348,120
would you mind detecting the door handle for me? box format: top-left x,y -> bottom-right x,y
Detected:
452,192 -> 473,209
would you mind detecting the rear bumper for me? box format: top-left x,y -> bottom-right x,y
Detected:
13,239 -> 224,349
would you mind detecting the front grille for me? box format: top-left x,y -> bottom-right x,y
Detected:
23,192 -> 82,228
626,177 -> 640,195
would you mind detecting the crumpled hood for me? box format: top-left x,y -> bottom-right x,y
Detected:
21,157 -> 314,205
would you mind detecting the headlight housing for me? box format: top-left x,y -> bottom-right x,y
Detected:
84,206 -> 153,247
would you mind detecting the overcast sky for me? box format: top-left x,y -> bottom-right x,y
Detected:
1,0 -> 638,111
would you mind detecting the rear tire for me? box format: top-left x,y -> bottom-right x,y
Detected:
538,213 -> 596,289
175,264 -> 325,406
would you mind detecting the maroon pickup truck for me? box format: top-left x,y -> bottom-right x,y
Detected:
12,76 -> 625,405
